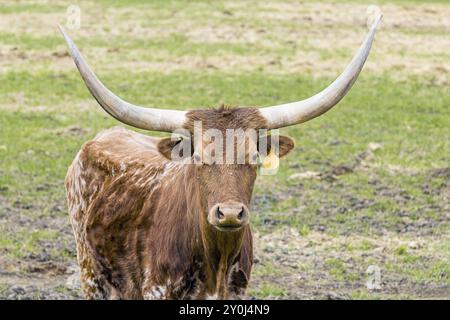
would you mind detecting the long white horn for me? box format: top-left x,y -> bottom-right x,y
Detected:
58,26 -> 186,132
260,11 -> 382,129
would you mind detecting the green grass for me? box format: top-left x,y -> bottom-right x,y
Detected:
0,4 -> 66,14
0,229 -> 59,259
253,261 -> 284,277
249,283 -> 287,299
325,258 -> 361,282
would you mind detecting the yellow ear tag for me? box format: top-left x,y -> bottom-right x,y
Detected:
261,150 -> 279,170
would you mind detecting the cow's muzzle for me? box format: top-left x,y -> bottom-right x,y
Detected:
208,201 -> 249,232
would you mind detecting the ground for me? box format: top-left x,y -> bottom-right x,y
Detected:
0,0 -> 449,299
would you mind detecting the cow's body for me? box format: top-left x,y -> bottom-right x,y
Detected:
66,126 -> 253,299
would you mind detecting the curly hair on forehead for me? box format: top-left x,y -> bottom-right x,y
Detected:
184,107 -> 269,132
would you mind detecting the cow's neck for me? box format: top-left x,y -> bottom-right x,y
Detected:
181,165 -> 246,299
199,221 -> 246,299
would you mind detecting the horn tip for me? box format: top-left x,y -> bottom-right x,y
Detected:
57,24 -> 65,35
57,24 -> 69,41
367,6 -> 383,29
57,24 -> 75,52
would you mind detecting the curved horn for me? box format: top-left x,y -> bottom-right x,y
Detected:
260,11 -> 382,129
58,26 -> 186,132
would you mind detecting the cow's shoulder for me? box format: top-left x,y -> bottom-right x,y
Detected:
78,126 -> 168,174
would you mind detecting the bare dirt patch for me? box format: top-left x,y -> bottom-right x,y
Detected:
251,227 -> 450,299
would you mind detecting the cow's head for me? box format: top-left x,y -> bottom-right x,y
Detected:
59,12 -> 381,235
156,107 -> 295,232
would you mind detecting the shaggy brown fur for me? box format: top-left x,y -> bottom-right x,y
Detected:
66,107 -> 294,299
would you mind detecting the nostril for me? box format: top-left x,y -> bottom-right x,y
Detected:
216,206 -> 224,219
238,207 -> 245,220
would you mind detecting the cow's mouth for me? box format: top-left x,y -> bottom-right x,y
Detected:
214,224 -> 243,232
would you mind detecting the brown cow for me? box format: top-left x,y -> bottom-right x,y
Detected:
61,13 -> 381,299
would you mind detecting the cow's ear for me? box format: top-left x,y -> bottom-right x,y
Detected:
157,138 -> 179,160
263,135 -> 295,158
157,137 -> 192,160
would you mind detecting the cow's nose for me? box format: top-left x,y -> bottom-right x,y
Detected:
208,202 -> 249,231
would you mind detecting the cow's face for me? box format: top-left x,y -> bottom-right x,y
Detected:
158,107 -> 294,233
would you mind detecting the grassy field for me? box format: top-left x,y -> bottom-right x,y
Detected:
0,0 -> 449,299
